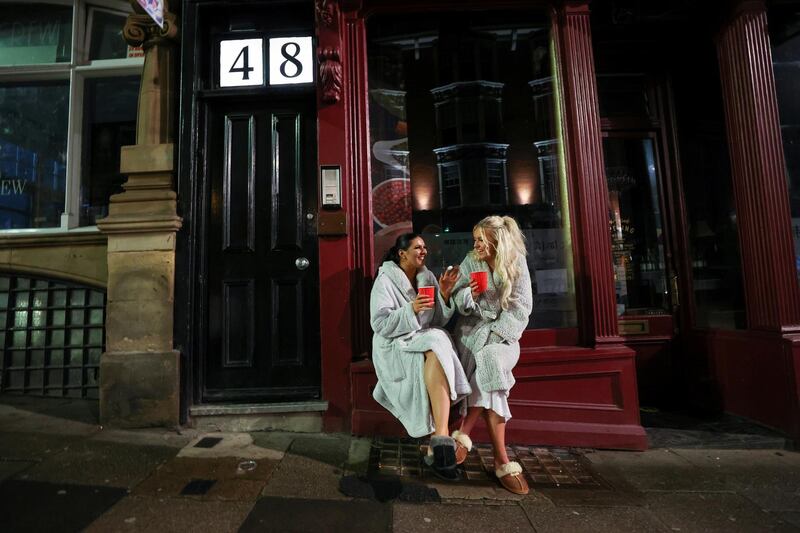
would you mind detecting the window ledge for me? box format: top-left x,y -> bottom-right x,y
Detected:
0,228 -> 107,248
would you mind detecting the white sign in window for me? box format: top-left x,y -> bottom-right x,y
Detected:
219,38 -> 264,87
269,36 -> 313,85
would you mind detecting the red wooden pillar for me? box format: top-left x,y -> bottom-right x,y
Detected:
716,0 -> 800,332
557,1 -> 623,346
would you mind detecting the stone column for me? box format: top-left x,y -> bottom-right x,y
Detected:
97,1 -> 182,427
557,1 -> 623,345
717,0 -> 800,331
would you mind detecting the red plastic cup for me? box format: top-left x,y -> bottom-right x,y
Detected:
418,286 -> 435,301
470,271 -> 488,294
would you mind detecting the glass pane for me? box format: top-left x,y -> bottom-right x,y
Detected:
69,328 -> 84,346
52,290 -> 67,306
31,310 -> 45,327
14,310 -> 28,327
604,137 -> 668,316
30,349 -> 44,366
70,310 -> 84,325
70,290 -> 85,306
89,291 -> 104,306
673,44 -> 745,329
32,291 -> 47,308
12,330 -> 26,347
0,4 -> 72,65
7,370 -> 24,389
47,368 -> 63,386
0,293 -> 8,308
87,348 -> 101,365
89,308 -> 103,325
11,350 -> 26,367
80,77 -> 139,225
0,277 -> 9,290
88,328 -> 103,346
31,329 -> 45,347
0,82 -> 69,229
50,329 -> 65,347
770,9 -> 800,281
52,309 -> 66,326
29,369 -> 43,387
50,349 -> 64,365
14,292 -> 29,308
88,9 -> 128,60
368,11 -> 577,329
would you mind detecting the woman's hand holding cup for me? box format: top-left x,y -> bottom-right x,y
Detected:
413,286 -> 435,314
470,271 -> 488,300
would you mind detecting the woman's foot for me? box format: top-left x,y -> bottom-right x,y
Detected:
451,430 -> 473,465
494,461 -> 529,495
426,435 -> 459,481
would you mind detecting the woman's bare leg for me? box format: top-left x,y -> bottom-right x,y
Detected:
459,406 -> 484,436
483,409 -> 510,469
424,350 -> 450,436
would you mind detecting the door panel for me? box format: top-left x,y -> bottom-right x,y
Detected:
203,97 -> 319,402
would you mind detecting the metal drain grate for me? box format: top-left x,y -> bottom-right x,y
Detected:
368,437 -> 607,488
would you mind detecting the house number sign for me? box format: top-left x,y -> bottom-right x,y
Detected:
219,36 -> 314,88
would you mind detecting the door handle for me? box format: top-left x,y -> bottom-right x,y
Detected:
670,274 -> 680,307
295,257 -> 310,270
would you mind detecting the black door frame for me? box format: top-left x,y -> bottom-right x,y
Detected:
175,0 -> 317,420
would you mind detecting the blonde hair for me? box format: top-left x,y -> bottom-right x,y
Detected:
471,215 -> 527,309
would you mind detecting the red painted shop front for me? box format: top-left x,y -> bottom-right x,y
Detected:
311,0 -> 800,448
177,0 -> 800,448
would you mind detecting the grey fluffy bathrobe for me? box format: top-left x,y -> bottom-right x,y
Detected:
370,261 -> 472,438
452,254 -> 533,395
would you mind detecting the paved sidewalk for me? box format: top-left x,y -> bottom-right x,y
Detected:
1,395 -> 798,532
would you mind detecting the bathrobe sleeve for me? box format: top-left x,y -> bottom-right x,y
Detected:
489,259 -> 533,344
452,257 -> 479,316
433,272 -> 456,326
370,276 -> 421,339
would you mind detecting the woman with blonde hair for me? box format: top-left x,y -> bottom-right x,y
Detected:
449,215 -> 533,494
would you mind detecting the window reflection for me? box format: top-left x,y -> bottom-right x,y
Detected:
0,4 -> 72,66
0,82 -> 69,229
604,137 -> 668,316
770,8 -> 800,281
368,11 -> 577,329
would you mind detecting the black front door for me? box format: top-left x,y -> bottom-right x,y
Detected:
201,96 -> 320,402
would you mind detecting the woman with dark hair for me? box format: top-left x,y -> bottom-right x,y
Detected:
370,233 -> 471,480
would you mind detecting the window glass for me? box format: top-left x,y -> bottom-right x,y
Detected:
674,45 -> 745,329
368,11 -> 577,329
0,4 -> 73,65
770,9 -> 800,281
87,8 -> 128,60
80,76 -> 139,226
0,82 -> 69,229
604,136 -> 669,316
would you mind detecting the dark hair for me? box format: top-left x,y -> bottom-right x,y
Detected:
381,232 -> 420,266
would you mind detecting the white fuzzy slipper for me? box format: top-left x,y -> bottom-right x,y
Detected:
451,430 -> 472,464
494,461 -> 529,495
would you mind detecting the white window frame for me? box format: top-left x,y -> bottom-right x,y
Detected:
0,0 -> 143,234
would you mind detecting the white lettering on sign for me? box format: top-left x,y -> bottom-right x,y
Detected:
269,37 -> 313,86
219,38 -> 264,87
0,180 -> 26,195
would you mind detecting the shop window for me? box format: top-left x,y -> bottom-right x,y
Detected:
770,8 -> 800,281
0,1 -> 142,232
0,274 -> 106,398
673,45 -> 746,329
368,11 -> 578,329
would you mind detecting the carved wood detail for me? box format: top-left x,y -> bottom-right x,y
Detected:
319,47 -> 343,104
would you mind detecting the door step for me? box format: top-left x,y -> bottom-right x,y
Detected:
189,401 -> 328,433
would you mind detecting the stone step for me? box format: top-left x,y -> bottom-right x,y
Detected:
189,401 -> 328,433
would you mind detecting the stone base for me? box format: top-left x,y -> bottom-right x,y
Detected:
189,412 -> 324,433
100,350 -> 180,428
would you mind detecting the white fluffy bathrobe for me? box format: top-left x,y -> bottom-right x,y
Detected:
370,261 -> 471,438
452,254 -> 533,398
